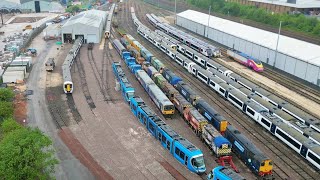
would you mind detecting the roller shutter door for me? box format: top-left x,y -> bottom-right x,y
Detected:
87,34 -> 96,43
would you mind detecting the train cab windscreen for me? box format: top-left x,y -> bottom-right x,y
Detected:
192,156 -> 205,167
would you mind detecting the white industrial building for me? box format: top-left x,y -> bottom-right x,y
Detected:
61,9 -> 107,44
176,10 -> 320,87
20,0 -> 52,13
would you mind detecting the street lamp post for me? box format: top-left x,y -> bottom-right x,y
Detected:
273,21 -> 282,68
207,5 -> 211,37
174,0 -> 177,24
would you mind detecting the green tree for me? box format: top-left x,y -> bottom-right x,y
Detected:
312,24 -> 320,36
0,120 -> 58,180
0,88 -> 14,102
0,101 -> 13,121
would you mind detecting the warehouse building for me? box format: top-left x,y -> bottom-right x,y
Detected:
229,0 -> 320,14
20,0 -> 53,13
2,0 -> 62,13
61,9 -> 107,44
177,10 -> 320,87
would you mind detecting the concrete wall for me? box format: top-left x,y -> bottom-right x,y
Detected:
176,15 -> 320,87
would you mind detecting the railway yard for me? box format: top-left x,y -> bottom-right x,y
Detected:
3,0 -> 320,179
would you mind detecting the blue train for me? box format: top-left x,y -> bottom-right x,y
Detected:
207,166 -> 245,180
112,43 -> 206,174
130,96 -> 206,173
112,62 -> 135,102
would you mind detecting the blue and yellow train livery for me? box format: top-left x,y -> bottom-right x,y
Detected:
130,96 -> 206,174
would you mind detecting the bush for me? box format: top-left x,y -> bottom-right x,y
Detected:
0,88 -> 14,102
0,101 -> 13,122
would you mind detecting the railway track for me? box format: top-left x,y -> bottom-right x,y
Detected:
127,1 -> 320,179
75,52 -> 96,110
87,45 -> 113,103
263,68 -> 320,110
46,71 -> 68,128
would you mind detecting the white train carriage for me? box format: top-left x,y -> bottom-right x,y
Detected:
105,4 -> 116,39
62,37 -> 83,94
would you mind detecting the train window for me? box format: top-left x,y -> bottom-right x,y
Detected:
219,88 -> 225,94
276,129 -> 300,149
186,51 -> 192,56
308,152 -> 320,165
228,94 -> 243,107
180,151 -> 185,160
247,107 -> 255,116
261,162 -> 265,166
261,118 -> 271,127
209,81 -> 216,87
176,56 -> 182,64
143,116 -> 147,125
185,156 -> 188,165
158,133 -> 162,141
194,56 -> 198,60
175,148 -> 180,156
149,123 -> 154,132
269,161 -> 273,165
167,141 -> 170,150
162,136 -> 166,143
198,72 -> 207,82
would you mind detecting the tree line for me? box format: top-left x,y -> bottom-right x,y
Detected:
0,88 -> 58,179
186,0 -> 320,37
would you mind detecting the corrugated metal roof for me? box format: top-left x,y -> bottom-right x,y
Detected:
249,0 -> 320,8
0,0 -> 20,9
63,9 -> 107,28
177,10 -> 320,66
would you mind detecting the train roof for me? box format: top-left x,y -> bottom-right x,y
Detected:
206,59 -> 220,69
237,77 -> 259,90
227,125 -> 268,160
228,80 -> 244,90
174,94 -> 192,106
196,99 -> 225,120
132,96 -> 145,105
195,66 -> 212,77
266,94 -> 286,104
281,103 -> 320,128
228,88 -> 249,102
189,107 -> 207,123
217,167 -> 246,180
229,72 -> 242,81
253,87 -> 272,97
140,105 -> 156,117
159,124 -> 180,139
177,81 -> 199,96
148,84 -> 173,105
136,70 -> 155,85
120,77 -> 133,89
245,100 -> 267,113
249,95 -> 276,110
214,136 -> 231,147
176,137 -> 199,152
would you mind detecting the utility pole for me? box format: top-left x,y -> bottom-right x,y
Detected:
207,5 -> 211,37
0,13 -> 3,25
174,0 -> 177,24
273,21 -> 282,69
